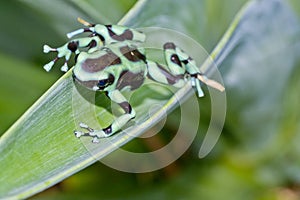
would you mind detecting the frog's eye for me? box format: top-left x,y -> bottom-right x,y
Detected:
98,79 -> 108,87
97,74 -> 115,89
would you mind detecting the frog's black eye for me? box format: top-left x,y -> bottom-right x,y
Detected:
98,79 -> 108,88
97,74 -> 115,89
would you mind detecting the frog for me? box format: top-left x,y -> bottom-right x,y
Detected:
43,18 -> 224,143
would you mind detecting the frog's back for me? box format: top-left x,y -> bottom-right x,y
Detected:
109,43 -> 147,90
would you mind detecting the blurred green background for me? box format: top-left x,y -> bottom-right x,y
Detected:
0,0 -> 300,199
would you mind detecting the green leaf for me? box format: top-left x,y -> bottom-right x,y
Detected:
0,53 -> 58,134
0,0 -> 206,199
1,0 -> 299,199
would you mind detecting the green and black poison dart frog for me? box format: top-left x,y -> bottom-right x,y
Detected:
43,18 -> 224,143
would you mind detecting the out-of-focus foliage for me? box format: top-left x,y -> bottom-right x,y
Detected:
0,0 -> 299,199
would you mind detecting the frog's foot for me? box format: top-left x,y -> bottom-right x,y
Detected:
43,36 -> 103,72
190,76 -> 204,97
74,122 -> 110,143
43,43 -> 72,72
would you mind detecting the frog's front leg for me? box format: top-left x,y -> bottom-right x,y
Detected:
147,61 -> 186,88
43,36 -> 102,72
74,90 -> 136,143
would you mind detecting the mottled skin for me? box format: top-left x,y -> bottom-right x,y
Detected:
43,19 -> 224,143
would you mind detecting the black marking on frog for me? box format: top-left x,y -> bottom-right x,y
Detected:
73,75 -> 98,89
119,101 -> 132,114
163,42 -> 176,50
88,39 -> 97,49
120,45 -> 146,63
68,41 -> 79,52
155,63 -> 183,85
105,25 -> 133,41
103,125 -> 112,135
170,54 -> 182,67
116,70 -> 145,90
82,51 -> 122,73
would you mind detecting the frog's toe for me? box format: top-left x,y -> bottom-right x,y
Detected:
92,137 -> 100,143
74,130 -> 84,138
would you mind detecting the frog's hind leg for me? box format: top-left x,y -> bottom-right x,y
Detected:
146,61 -> 186,88
146,42 -> 198,91
162,42 -> 207,97
150,42 -> 224,96
74,90 -> 136,143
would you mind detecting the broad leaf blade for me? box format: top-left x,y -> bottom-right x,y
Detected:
1,0 -> 297,199
0,0 -> 199,199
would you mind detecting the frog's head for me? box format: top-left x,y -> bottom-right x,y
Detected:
73,51 -> 118,91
